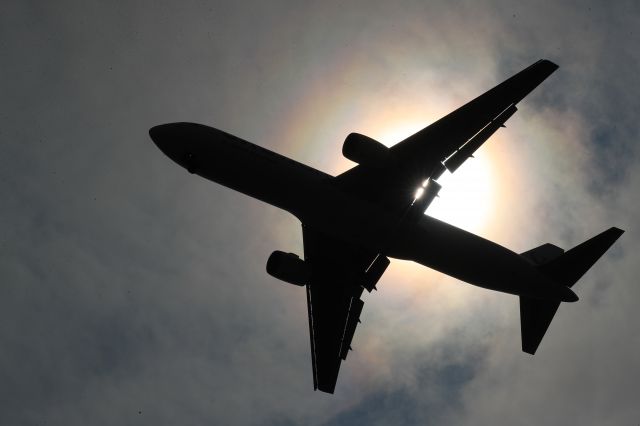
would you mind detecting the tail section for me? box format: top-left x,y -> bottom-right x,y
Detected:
520,297 -> 560,354
537,227 -> 624,288
519,227 -> 624,354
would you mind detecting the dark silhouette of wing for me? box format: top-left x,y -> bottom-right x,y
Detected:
302,225 -> 379,393
335,59 -> 558,211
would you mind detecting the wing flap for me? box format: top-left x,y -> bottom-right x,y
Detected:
305,284 -> 319,390
443,104 -> 517,173
339,297 -> 364,360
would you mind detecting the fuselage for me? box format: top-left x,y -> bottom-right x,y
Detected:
150,122 -> 577,303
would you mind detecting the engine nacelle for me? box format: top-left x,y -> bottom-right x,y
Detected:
266,251 -> 309,286
342,133 -> 390,168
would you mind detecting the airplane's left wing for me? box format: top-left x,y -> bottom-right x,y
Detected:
335,59 -> 558,212
389,59 -> 558,171
302,224 -> 388,393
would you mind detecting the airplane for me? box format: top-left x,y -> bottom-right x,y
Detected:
149,59 -> 623,394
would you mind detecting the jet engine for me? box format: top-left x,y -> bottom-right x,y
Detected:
342,133 -> 390,168
266,251 -> 309,286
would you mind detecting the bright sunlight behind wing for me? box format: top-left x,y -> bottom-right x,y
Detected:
377,122 -> 495,233
426,153 -> 494,233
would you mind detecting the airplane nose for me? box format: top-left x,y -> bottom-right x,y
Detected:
149,122 -> 205,174
149,123 -> 189,166
149,124 -> 173,153
149,122 -> 230,174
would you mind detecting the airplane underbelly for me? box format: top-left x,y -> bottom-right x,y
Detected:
292,183 -> 394,249
386,215 -> 565,300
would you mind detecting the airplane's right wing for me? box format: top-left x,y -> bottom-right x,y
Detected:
302,224 -> 389,393
335,59 -> 558,213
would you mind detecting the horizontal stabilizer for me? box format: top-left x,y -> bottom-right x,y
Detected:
520,296 -> 560,354
539,227 -> 624,287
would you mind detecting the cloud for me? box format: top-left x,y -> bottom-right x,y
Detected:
1,0 -> 638,425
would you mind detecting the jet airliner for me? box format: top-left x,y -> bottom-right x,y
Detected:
150,59 -> 623,393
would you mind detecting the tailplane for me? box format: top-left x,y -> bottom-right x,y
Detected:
519,297 -> 560,354
537,227 -> 624,288
519,227 -> 624,354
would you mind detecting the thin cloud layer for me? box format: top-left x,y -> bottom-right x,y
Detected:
1,0 -> 638,425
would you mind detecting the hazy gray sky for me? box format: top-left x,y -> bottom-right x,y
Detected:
1,1 -> 638,424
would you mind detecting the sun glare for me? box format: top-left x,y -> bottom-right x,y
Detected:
365,116 -> 496,235
376,122 -> 495,233
426,153 -> 494,233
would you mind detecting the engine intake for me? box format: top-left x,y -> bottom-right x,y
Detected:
342,133 -> 390,168
266,251 -> 309,286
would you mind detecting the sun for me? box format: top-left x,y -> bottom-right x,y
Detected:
373,121 -> 496,234
425,151 -> 494,233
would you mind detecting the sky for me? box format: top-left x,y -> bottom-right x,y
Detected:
1,0 -> 638,424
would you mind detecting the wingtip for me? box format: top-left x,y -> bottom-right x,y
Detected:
538,59 -> 559,70
603,227 -> 625,244
610,226 -> 625,235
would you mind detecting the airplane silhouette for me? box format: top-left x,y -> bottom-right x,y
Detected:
150,59 -> 623,394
